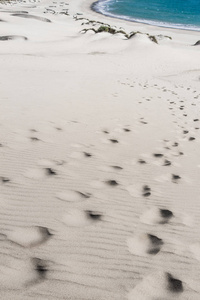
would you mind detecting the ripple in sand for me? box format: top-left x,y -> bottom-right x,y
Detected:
89,180 -> 105,189
190,243 -> 200,261
127,233 -> 163,256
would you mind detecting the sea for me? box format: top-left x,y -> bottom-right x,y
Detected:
92,0 -> 200,31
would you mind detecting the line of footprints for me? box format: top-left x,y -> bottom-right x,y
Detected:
0,203 -> 198,298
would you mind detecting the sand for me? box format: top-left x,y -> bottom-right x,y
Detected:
0,0 -> 200,298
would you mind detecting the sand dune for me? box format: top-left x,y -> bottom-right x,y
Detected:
0,0 -> 200,298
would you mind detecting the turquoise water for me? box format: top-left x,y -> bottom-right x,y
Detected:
92,0 -> 200,31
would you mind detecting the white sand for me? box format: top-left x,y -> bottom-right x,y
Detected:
0,0 -> 200,298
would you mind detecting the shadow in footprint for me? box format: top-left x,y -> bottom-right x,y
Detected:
0,176 -> 10,183
105,180 -> 119,186
167,273 -> 183,293
141,207 -> 174,225
0,35 -> 28,41
109,139 -> 119,143
111,165 -> 123,170
32,258 -> 48,281
142,185 -> 151,197
172,174 -> 181,183
86,210 -> 102,221
127,233 -> 163,256
45,168 -> 57,176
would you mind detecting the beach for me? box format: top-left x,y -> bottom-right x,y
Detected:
0,0 -> 200,298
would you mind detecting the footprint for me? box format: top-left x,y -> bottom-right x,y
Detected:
105,180 -> 119,186
45,168 -> 57,176
62,209 -> 102,227
37,159 -> 64,167
128,271 -> 183,299
142,185 -> 151,197
153,153 -> 164,158
109,139 -> 119,143
140,207 -> 173,225
127,233 -> 163,256
0,35 -> 28,41
24,168 -> 56,179
83,152 -> 92,157
163,159 -> 171,166
111,165 -> 123,170
56,190 -> 90,202
0,257 -> 48,289
30,137 -> 40,142
138,159 -> 147,164
0,176 -> 10,183
126,185 -> 141,197
32,258 -> 48,281
6,226 -> 52,248
172,174 -> 181,183
89,180 -> 105,189
85,210 -> 102,220
123,128 -> 131,132
24,168 -> 47,179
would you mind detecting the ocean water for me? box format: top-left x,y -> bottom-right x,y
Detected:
92,0 -> 200,31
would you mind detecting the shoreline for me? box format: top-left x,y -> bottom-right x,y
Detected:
74,0 -> 200,43
91,0 -> 200,33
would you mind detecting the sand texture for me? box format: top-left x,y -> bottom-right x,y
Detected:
0,0 -> 200,298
